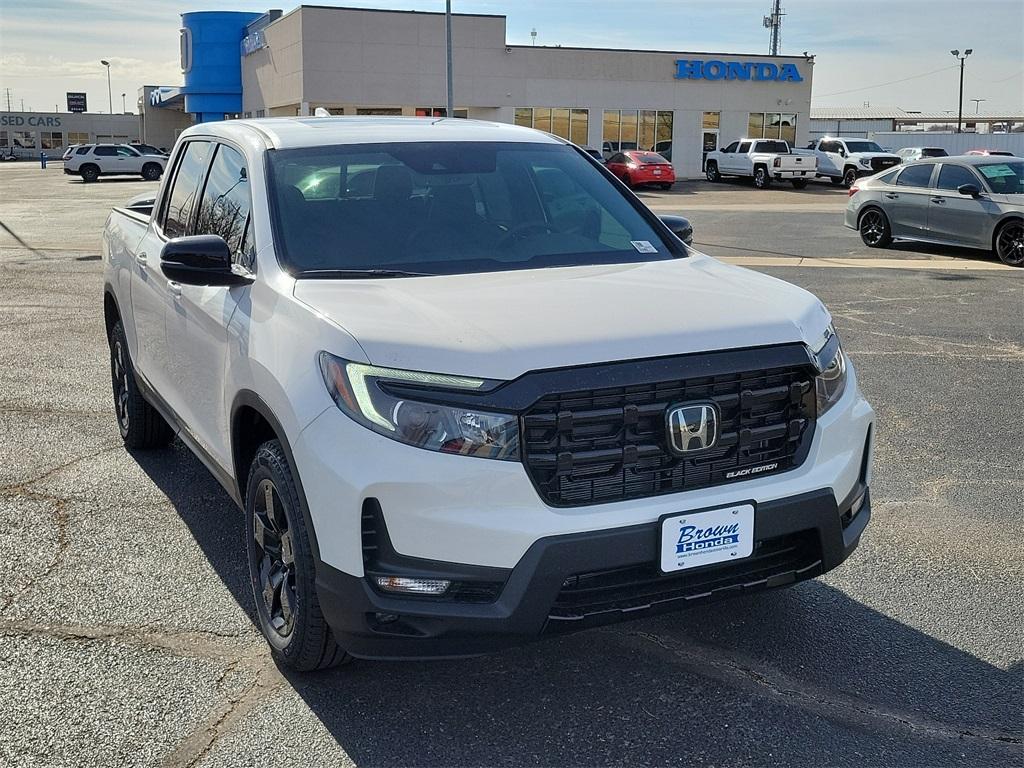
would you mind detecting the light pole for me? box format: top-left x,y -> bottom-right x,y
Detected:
950,49 -> 972,134
970,98 -> 986,114
121,93 -> 126,113
100,60 -> 112,115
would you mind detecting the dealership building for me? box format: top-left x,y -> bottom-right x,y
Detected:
0,111 -> 142,157
138,5 -> 814,177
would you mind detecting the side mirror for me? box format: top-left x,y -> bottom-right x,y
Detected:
957,183 -> 982,197
160,235 -> 252,287
659,214 -> 693,246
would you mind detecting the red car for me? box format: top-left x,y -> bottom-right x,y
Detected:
605,150 -> 676,189
965,149 -> 1016,156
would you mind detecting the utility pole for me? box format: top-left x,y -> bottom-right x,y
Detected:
764,0 -> 784,56
4,88 -> 11,112
950,49 -> 972,133
970,98 -> 986,114
444,0 -> 454,118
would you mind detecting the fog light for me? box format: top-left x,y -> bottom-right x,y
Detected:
375,576 -> 450,595
850,491 -> 866,516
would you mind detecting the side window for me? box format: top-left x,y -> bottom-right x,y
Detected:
722,142 -> 738,153
738,142 -> 751,153
936,164 -> 979,191
896,164 -> 935,188
93,146 -> 117,157
117,146 -> 139,157
195,144 -> 253,264
608,153 -> 624,164
876,168 -> 901,185
163,141 -> 213,238
75,146 -> 90,155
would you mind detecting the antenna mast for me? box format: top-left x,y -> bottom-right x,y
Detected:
763,0 -> 784,56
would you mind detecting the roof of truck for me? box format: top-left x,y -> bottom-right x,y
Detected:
180,116 -> 563,150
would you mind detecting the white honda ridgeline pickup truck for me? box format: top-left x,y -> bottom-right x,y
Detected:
102,118 -> 874,669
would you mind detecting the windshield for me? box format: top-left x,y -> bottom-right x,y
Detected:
267,142 -> 681,277
845,141 -> 885,153
975,162 -> 1024,194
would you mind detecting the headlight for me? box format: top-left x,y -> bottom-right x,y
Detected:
318,352 -> 520,460
859,157 -> 872,167
812,326 -> 848,414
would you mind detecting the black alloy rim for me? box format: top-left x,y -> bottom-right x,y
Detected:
860,211 -> 885,245
112,339 -> 130,433
253,479 -> 298,638
996,223 -> 1024,265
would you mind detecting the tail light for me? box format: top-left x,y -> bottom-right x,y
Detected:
773,157 -> 781,167
848,186 -> 860,197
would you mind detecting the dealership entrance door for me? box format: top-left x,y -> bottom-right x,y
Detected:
701,112 -> 720,171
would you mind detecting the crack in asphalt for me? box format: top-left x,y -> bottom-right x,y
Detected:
619,629 -> 1022,747
0,490 -> 68,615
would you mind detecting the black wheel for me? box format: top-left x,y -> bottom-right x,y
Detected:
994,219 -> 1024,266
705,162 -> 721,182
791,179 -> 809,190
858,208 -> 892,248
843,167 -> 859,188
141,163 -> 162,181
753,166 -> 771,189
109,321 -> 174,448
659,182 -> 673,190
830,175 -> 845,186
80,164 -> 100,183
622,173 -> 634,189
246,440 -> 351,671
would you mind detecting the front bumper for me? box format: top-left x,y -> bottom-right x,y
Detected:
317,483 -> 871,659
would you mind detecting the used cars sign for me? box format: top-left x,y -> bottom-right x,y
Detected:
674,60 -> 803,82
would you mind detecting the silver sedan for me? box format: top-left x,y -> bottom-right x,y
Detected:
844,155 -> 1024,266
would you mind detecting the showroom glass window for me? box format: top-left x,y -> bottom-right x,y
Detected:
14,131 -> 36,149
67,131 -> 89,144
195,144 -> 253,265
0,131 -> 7,147
163,140 -> 213,238
602,110 -> 673,156
514,107 -> 589,144
748,112 -> 797,145
40,131 -> 63,150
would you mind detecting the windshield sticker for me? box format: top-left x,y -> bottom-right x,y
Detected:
631,240 -> 658,253
978,164 -> 1016,178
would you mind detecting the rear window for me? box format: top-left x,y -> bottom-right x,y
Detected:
629,152 -> 669,164
921,148 -> 948,157
754,140 -> 790,153
267,141 -> 682,278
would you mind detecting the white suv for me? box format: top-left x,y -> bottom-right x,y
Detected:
102,118 -> 874,669
65,143 -> 167,182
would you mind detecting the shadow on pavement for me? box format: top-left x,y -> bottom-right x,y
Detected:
132,443 -> 1022,767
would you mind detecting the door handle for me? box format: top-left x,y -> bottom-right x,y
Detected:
930,197 -> 945,204
884,193 -> 898,199
135,252 -> 148,268
168,280 -> 182,298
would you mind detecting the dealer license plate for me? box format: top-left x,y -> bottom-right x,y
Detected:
659,504 -> 754,572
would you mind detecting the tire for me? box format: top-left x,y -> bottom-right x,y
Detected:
994,219 -> 1024,266
141,163 -> 162,181
830,175 -> 845,186
80,164 -> 100,183
753,166 -> 771,189
109,321 -> 174,449
705,162 -> 721,182
622,173 -> 633,189
246,440 -> 351,672
843,167 -> 859,188
791,179 -> 809,190
659,182 -> 673,190
858,207 -> 893,248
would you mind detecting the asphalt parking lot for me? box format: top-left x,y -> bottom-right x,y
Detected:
1,163 -> 1021,768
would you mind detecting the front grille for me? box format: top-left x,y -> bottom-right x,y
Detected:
522,361 -> 816,507
547,531 -> 821,627
871,157 -> 900,172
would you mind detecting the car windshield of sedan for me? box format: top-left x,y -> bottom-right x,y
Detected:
976,162 -> 1024,194
268,141 -> 681,277
845,141 -> 885,153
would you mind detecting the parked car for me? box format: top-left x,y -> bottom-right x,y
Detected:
845,156 -> 1024,266
102,117 -> 874,668
605,150 -> 676,189
705,139 -> 817,189
581,147 -> 605,164
802,138 -> 901,187
897,147 -> 948,163
64,143 -> 167,182
965,149 -> 1016,157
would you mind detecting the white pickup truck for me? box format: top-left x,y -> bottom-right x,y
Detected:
705,139 -> 817,189
101,117 -> 873,669
801,138 -> 902,188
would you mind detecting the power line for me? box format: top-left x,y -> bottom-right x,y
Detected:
815,65 -> 958,98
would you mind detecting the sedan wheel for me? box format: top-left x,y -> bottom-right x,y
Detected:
995,220 -> 1024,266
859,208 -> 892,248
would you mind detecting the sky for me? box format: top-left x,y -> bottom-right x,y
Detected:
1,0 -> 1022,115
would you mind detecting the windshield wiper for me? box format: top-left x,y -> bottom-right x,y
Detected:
297,269 -> 435,279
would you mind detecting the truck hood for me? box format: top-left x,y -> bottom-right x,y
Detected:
292,253 -> 831,380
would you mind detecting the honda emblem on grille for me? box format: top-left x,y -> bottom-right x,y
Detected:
667,403 -> 719,454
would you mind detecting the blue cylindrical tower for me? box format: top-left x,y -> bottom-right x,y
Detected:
180,11 -> 260,123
